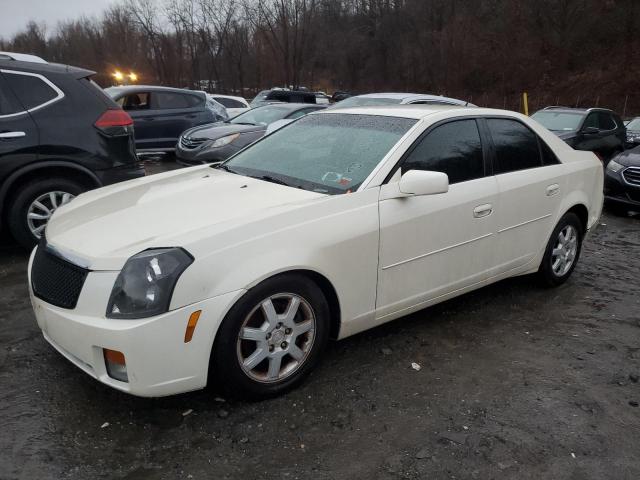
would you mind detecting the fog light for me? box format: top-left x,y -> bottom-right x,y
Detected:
104,348 -> 128,382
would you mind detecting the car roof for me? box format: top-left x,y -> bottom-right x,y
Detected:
0,58 -> 95,78
535,106 -> 615,115
349,92 -> 472,106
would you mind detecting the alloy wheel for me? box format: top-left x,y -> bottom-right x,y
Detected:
27,191 -> 75,239
236,293 -> 316,383
551,225 -> 578,277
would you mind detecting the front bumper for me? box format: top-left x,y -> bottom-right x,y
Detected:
604,168 -> 640,208
28,252 -> 244,397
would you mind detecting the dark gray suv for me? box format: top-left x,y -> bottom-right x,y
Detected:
531,107 -> 626,162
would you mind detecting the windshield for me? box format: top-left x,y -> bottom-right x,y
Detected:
230,105 -> 294,126
221,113 -> 416,194
336,96 -> 403,108
531,111 -> 584,131
627,118 -> 640,130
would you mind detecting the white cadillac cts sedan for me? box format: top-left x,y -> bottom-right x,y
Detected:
29,105 -> 603,398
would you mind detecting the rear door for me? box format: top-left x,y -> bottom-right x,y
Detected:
148,91 -> 206,149
0,70 -> 41,163
486,118 -> 564,273
117,91 -> 153,149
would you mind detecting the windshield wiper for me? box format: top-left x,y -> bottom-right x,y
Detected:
251,175 -> 291,187
215,163 -> 240,174
232,122 -> 257,126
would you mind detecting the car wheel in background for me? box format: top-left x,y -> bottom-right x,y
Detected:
211,273 -> 330,399
538,212 -> 584,287
8,177 -> 85,250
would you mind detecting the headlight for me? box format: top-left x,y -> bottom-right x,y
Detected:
211,133 -> 240,148
106,248 -> 193,319
607,160 -> 625,173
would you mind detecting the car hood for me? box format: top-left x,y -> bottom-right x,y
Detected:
183,122 -> 265,140
611,146 -> 640,167
45,166 -> 325,270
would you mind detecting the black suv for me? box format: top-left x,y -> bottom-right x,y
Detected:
250,89 -> 318,107
531,107 -> 625,162
0,52 -> 143,249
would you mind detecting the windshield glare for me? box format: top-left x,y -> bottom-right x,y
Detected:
223,113 -> 416,194
230,105 -> 293,126
531,111 -> 584,131
336,96 -> 403,108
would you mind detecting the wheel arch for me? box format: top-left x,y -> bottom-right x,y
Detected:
565,203 -> 589,234
0,161 -> 102,218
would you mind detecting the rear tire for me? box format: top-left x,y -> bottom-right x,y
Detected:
210,273 -> 330,400
538,212 -> 583,287
7,177 -> 85,250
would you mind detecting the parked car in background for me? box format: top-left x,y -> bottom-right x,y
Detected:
176,103 -> 325,164
531,107 -> 625,162
208,94 -> 250,117
604,146 -> 640,213
105,85 -> 227,152
332,91 -> 352,102
0,51 -> 143,249
31,105 -> 603,399
250,88 -> 318,107
314,92 -> 331,104
624,117 -> 640,148
332,92 -> 476,108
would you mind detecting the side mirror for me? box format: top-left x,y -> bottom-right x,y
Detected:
582,126 -> 599,135
398,170 -> 449,196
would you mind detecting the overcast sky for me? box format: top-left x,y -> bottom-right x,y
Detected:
0,0 -> 120,39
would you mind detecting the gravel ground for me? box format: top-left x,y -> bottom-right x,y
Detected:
1,158 -> 639,479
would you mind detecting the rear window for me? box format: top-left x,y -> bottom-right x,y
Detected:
153,92 -> 202,109
212,97 -> 246,109
3,71 -> 60,110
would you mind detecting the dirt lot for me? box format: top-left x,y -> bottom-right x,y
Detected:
1,158 -> 639,480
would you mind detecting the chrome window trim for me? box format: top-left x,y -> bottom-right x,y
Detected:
0,69 -> 65,119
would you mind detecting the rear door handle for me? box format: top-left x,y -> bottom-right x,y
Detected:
473,203 -> 493,218
0,131 -> 26,139
546,184 -> 560,196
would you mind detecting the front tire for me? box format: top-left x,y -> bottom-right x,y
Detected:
211,274 -> 330,399
7,177 -> 85,250
538,212 -> 583,287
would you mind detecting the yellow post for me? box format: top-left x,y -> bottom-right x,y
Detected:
523,92 -> 529,116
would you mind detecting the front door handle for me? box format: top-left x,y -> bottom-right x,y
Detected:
546,184 -> 560,196
473,203 -> 493,218
0,131 -> 26,139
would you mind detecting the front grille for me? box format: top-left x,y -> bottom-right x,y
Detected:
31,243 -> 88,309
180,136 -> 206,150
623,167 -> 640,186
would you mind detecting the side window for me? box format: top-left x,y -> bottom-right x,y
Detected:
153,92 -> 201,109
3,71 -> 59,110
540,140 -> 560,166
487,118 -> 542,174
597,112 -> 616,130
583,113 -> 598,129
401,119 -> 484,184
213,97 -> 245,109
120,92 -> 150,110
0,76 -> 23,115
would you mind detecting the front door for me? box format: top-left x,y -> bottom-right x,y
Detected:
377,119 -> 499,319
